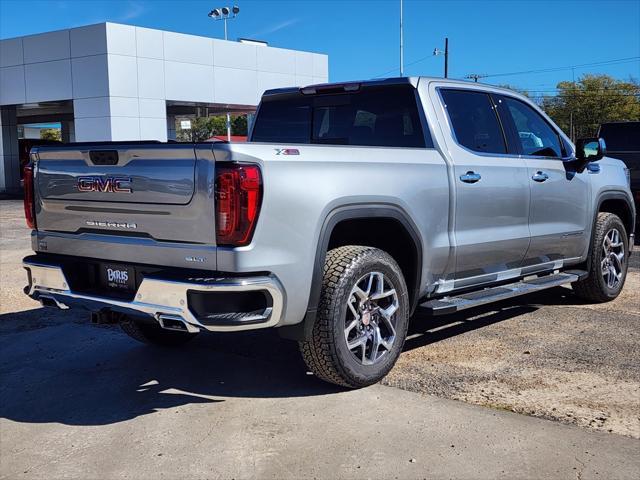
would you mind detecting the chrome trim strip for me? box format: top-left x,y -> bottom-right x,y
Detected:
23,260 -> 285,333
424,271 -> 581,314
433,257 -> 578,295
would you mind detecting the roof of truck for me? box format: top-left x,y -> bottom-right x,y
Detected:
263,76 -> 522,98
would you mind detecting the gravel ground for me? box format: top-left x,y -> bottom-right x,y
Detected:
384,239 -> 640,438
2,199 -> 639,439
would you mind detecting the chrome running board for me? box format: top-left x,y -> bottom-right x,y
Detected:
420,270 -> 588,315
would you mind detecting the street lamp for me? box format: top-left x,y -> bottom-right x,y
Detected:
208,5 -> 240,41
208,5 -> 240,141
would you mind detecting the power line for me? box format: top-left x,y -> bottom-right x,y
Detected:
513,85 -> 639,93
480,56 -> 640,79
519,88 -> 640,93
525,93 -> 639,96
373,54 -> 437,79
512,91 -> 640,97
532,94 -> 640,97
371,53 -> 639,85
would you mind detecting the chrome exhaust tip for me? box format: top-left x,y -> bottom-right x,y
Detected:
157,314 -> 200,333
39,295 -> 69,310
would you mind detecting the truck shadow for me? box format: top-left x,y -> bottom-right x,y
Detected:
0,285 -> 602,427
0,309 -> 340,427
404,285 -> 588,352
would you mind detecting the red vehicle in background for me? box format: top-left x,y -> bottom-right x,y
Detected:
207,135 -> 247,142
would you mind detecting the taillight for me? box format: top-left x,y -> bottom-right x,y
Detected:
215,164 -> 262,246
23,163 -> 36,229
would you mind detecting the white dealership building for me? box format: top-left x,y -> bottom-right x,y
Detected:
0,22 -> 329,193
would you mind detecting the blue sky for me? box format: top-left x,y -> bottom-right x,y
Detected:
1,0 -> 638,94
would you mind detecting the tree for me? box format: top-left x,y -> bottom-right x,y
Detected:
40,128 -> 61,141
176,116 -> 227,142
542,74 -> 640,139
232,115 -> 248,136
496,84 -> 530,97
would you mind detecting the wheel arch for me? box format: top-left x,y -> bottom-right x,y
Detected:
596,191 -> 636,237
583,190 -> 636,271
278,203 -> 423,341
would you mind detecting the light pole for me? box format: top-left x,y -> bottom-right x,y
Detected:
208,5 -> 240,141
433,37 -> 449,78
399,0 -> 404,76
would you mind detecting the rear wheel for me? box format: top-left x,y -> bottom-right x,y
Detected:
120,317 -> 198,347
299,246 -> 410,388
572,212 -> 629,302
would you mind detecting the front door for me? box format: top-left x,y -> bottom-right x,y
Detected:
495,95 -> 590,264
438,88 -> 531,285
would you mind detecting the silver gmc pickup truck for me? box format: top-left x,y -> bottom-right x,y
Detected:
23,77 -> 635,388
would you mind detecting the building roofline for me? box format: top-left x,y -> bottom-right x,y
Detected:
0,21 -> 327,56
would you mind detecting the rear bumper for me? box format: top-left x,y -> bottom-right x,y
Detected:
23,257 -> 285,333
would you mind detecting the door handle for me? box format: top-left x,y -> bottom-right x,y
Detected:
460,171 -> 481,184
532,171 -> 549,182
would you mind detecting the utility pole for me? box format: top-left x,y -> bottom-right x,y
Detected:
570,67 -> 576,142
433,38 -> 449,78
399,0 -> 404,76
444,37 -> 448,78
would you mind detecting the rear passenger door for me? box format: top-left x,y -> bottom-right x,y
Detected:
495,95 -> 590,263
438,89 -> 531,285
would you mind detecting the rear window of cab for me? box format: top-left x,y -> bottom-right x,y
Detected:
251,85 -> 432,148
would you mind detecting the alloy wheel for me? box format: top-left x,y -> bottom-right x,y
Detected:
601,228 -> 625,290
344,271 -> 399,366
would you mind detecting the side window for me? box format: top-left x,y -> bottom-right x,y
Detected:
440,89 -> 506,154
500,97 -> 563,158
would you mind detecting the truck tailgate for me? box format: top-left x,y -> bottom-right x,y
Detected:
33,143 -> 216,245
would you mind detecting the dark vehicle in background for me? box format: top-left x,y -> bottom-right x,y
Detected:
598,122 -> 639,229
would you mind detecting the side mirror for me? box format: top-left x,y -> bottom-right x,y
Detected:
576,137 -> 606,162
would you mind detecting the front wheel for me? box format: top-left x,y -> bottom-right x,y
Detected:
572,212 -> 629,302
299,246 -> 410,388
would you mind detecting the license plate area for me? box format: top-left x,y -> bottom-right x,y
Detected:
100,263 -> 136,293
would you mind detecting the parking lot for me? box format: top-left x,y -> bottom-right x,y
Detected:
1,199 -> 639,479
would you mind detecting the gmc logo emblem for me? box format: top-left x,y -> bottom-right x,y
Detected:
77,176 -> 132,193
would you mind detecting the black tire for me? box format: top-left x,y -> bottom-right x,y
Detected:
120,317 -> 198,347
572,212 -> 629,303
299,246 -> 410,388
